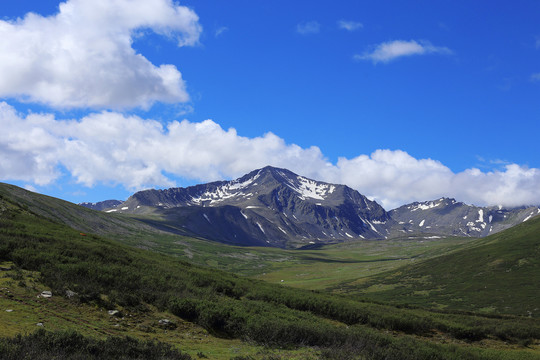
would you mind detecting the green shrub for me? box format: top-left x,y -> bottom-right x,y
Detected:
0,329 -> 192,360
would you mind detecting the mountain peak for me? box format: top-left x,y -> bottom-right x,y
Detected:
400,197 -> 458,212
241,165 -> 297,182
114,166 -> 389,247
234,166 -> 338,201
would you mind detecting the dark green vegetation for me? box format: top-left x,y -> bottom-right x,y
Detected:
0,183 -> 170,245
1,183 -> 540,359
0,329 -> 192,360
341,215 -> 540,317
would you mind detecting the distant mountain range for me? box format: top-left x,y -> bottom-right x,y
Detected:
79,200 -> 122,211
390,198 -> 539,238
79,166 -> 540,248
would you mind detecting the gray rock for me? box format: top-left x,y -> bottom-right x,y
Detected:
158,319 -> 176,329
40,291 -> 52,298
65,290 -> 77,298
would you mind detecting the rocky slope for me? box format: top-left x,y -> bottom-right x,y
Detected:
112,166 -> 391,247
97,167 -> 540,248
389,197 -> 540,237
79,200 -> 122,211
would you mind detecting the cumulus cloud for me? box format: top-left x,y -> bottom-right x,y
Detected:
0,0 -> 201,109
1,102 -> 539,209
296,21 -> 321,35
530,73 -> 540,82
337,20 -> 363,31
0,102 -> 327,190
355,40 -> 452,64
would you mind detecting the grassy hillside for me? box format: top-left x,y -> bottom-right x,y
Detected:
1,185 -> 540,358
339,215 -> 540,317
0,182 -> 186,242
0,261 -> 313,359
0,182 -> 477,292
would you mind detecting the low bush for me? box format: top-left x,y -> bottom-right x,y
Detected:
0,329 -> 192,360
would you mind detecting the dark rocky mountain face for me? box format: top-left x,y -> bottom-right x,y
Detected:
79,200 -> 122,211
101,166 -> 540,248
388,198 -> 540,238
112,166 -> 391,248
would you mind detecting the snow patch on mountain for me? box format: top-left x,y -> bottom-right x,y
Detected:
477,209 -> 484,223
279,171 -> 335,200
410,201 -> 441,211
229,171 -> 261,190
523,209 -> 540,222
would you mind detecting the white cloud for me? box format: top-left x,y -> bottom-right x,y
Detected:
355,40 -> 452,64
1,102 -> 539,209
24,184 -> 38,193
296,21 -> 320,35
530,73 -> 540,82
337,20 -> 363,31
333,150 -> 454,207
215,26 -> 228,37
0,0 -> 201,109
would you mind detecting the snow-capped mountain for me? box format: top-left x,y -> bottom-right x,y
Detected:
93,166 -> 540,248
110,166 -> 390,247
389,198 -> 540,237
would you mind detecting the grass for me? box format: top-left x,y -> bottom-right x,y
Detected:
0,262 -> 317,360
337,215 -> 540,317
1,183 -> 540,359
111,225 -> 475,292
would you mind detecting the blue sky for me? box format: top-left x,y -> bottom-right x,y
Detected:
1,0 -> 539,209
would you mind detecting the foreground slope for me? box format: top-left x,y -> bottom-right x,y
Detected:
1,182 -> 539,359
343,214 -> 540,316
0,182 -> 160,240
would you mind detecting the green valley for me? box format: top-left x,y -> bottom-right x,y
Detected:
337,214 -> 540,317
1,184 -> 540,359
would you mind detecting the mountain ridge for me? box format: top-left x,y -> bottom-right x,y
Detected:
95,166 -> 539,248
390,197 -> 540,237
112,166 -> 389,247
79,199 -> 122,211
